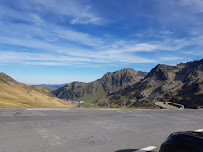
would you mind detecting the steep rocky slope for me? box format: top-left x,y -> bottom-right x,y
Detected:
0,73 -> 75,108
52,68 -> 147,102
106,59 -> 203,108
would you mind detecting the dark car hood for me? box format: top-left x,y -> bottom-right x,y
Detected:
173,131 -> 203,139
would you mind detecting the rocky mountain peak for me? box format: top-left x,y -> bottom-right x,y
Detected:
0,72 -> 18,84
64,81 -> 86,88
120,68 -> 135,72
145,64 -> 169,80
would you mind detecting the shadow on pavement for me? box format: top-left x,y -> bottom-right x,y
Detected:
115,149 -> 156,152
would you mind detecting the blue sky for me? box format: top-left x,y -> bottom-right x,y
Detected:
0,0 -> 203,84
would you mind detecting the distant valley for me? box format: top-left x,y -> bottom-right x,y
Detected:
38,84 -> 66,92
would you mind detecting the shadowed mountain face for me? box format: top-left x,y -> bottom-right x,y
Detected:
0,73 -> 74,108
107,59 -> 203,108
52,68 -> 147,102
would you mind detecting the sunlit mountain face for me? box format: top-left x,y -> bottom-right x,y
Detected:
0,73 -> 75,108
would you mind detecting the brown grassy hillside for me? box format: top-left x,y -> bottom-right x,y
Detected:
0,73 -> 75,108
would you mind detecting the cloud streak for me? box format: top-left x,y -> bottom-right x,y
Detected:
11,0 -> 104,25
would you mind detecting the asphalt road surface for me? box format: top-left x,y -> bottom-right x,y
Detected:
0,108 -> 202,152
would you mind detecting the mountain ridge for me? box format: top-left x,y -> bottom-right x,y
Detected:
52,68 -> 147,102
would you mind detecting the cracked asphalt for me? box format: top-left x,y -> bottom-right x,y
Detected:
0,108 -> 202,152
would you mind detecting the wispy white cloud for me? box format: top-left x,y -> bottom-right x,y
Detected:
0,34 -> 202,67
160,57 -> 183,61
160,31 -> 174,35
0,50 -> 156,66
0,36 -> 66,52
70,5 -> 102,25
159,36 -> 203,51
0,0 -> 104,27
31,14 -> 44,25
178,0 -> 203,13
31,0 -> 103,25
183,50 -> 203,56
0,20 -> 104,49
53,28 -> 103,46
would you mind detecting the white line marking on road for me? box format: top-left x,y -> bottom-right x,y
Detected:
134,146 -> 157,152
195,129 -> 203,132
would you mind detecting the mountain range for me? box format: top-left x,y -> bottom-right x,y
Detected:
1,59 -> 202,108
0,73 -> 74,108
52,68 -> 147,103
53,59 -> 203,108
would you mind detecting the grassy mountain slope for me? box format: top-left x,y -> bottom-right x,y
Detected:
0,73 -> 75,108
52,68 -> 147,103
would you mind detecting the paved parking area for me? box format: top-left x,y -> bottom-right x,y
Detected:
0,108 -> 202,152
